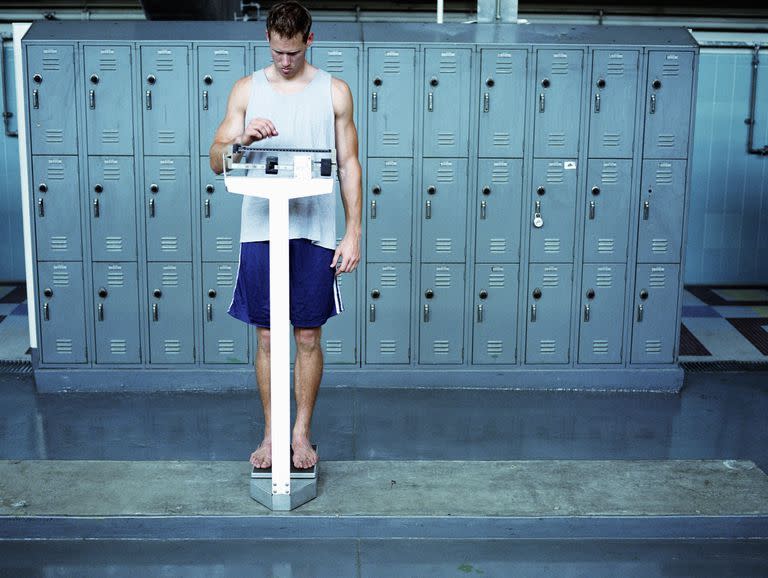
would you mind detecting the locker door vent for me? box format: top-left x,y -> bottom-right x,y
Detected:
217,340 -> 235,355
56,339 -> 73,354
110,340 -> 128,355
164,339 -> 182,354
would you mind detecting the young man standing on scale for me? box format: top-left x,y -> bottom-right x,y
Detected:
209,1 -> 362,470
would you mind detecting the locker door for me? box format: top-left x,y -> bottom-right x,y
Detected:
588,50 -> 638,159
637,159 -> 686,263
534,49 -> 583,158
643,51 -> 694,159
203,262 -> 249,364
141,46 -> 190,155
529,159 -> 577,263
421,158 -> 468,263
367,48 -> 415,157
312,45 -> 359,126
93,262 -> 141,364
38,262 -> 87,363
475,158 -> 522,263
478,49 -> 527,158
323,270 -> 358,365
148,262 -> 195,363
583,159 -> 631,263
578,263 -> 626,364
366,264 -> 410,364
27,45 -> 77,155
89,156 -> 137,261
367,158 -> 413,262
254,42 -> 273,70
631,264 -> 680,364
201,157 -> 241,262
525,264 -> 572,364
198,46 -> 246,156
84,46 -> 134,155
419,264 -> 464,364
145,157 -> 192,261
32,156 -> 82,261
423,48 -> 471,157
473,264 -> 519,364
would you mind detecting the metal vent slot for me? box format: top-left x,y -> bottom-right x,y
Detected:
381,167 -> 399,181
324,57 -> 344,73
438,58 -> 458,74
103,165 -> 121,180
379,340 -> 397,354
217,340 -> 235,354
157,131 -> 176,145
546,165 -> 565,183
606,62 -> 625,75
217,270 -> 235,286
436,166 -> 454,182
542,271 -> 559,287
41,56 -> 61,71
107,269 -> 125,286
159,166 -> 177,180
160,237 -> 179,252
155,56 -> 174,72
662,63 -> 680,77
596,270 -> 613,287
649,269 -> 667,288
164,340 -> 182,354
601,133 -> 621,148
489,272 -> 505,287
539,340 -> 556,354
651,239 -> 669,253
492,133 -> 511,145
105,237 -> 124,253
656,135 -> 675,148
543,239 -> 561,253
592,340 -> 609,354
546,133 -> 566,147
433,340 -> 450,354
44,130 -> 64,144
380,270 -> 398,287
382,56 -> 401,74
486,341 -> 504,355
52,269 -> 70,286
435,239 -> 452,254
110,340 -> 127,354
101,129 -> 120,144
161,267 -> 179,286
491,164 -> 510,182
645,340 -> 662,354
489,239 -> 507,253
437,132 -> 455,146
380,238 -> 398,253
551,61 -> 569,74
325,340 -> 343,354
99,57 -> 117,71
215,238 -> 234,253
435,269 -> 452,287
655,165 -> 674,184
601,165 -> 619,183
381,133 -> 400,146
212,56 -> 232,72
46,165 -> 65,179
56,339 -> 73,353
49,237 -> 69,252
597,239 -> 615,254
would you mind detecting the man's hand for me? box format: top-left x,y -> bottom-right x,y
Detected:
331,232 -> 361,276
241,118 -> 278,145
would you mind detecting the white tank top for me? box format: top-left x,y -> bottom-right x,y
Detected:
239,67 -> 337,249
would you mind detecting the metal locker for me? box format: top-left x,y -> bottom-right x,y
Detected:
254,43 -> 273,70
475,158 -> 522,263
643,51 -> 694,159
588,49 -> 638,159
84,45 -> 134,155
423,48 -> 471,157
478,49 -> 527,158
367,48 -> 415,157
583,159 -> 631,263
201,157 -> 241,262
32,156 -> 82,261
203,262 -> 249,364
367,158 -> 413,262
89,156 -> 137,261
366,264 -> 410,364
637,159 -> 686,263
144,156 -> 192,261
38,261 -> 87,363
312,45 -> 359,126
141,46 -> 190,155
631,264 -> 681,363
525,263 -> 573,364
529,159 -> 577,263
421,158 -> 468,263
578,263 -> 626,364
534,49 -> 583,158
26,45 -> 77,155
93,262 -> 141,364
473,264 -> 519,364
198,46 -> 246,156
323,270 -> 358,364
419,264 -> 464,364
148,262 -> 195,363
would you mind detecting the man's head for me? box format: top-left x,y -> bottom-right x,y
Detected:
266,1 -> 313,79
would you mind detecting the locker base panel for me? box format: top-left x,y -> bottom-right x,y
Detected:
1,459 -> 766,540
30,365 -> 685,393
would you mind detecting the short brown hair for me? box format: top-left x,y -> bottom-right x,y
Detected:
267,1 -> 313,42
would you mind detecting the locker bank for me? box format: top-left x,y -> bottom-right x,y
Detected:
20,20 -> 697,392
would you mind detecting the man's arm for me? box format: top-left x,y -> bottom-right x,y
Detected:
209,75 -> 279,175
330,77 -> 362,275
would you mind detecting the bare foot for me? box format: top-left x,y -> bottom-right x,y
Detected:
250,438 -> 272,469
291,434 -> 317,469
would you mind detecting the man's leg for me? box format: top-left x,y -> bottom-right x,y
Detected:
250,327 -> 272,468
292,326 -> 322,469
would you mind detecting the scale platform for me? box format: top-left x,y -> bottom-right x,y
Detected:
249,445 -> 318,511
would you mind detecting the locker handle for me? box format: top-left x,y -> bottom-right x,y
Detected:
477,304 -> 484,323
89,89 -> 96,109
93,198 -> 100,218
650,94 -> 656,114
531,303 -> 537,322
370,199 -> 377,219
483,92 -> 490,113
32,89 -> 39,109
480,200 -> 487,220
425,199 -> 432,219
207,303 -> 213,322
38,198 -> 45,217
149,198 -> 155,217
539,92 -> 545,113
643,200 -> 650,220
371,91 -> 378,112
428,91 -> 434,112
589,200 -> 596,220
584,304 -> 590,322
43,303 -> 49,321
594,92 -> 600,113
153,303 -> 159,321
369,303 -> 376,323
146,90 -> 152,110
203,90 -> 209,111
423,303 -> 430,323
98,303 -> 104,322
637,303 -> 644,322
204,199 -> 211,218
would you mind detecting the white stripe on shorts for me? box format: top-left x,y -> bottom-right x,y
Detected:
333,276 -> 344,314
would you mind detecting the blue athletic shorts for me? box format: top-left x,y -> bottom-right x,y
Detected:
228,239 -> 343,328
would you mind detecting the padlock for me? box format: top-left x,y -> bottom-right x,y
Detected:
533,212 -> 544,228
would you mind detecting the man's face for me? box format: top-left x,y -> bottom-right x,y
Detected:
267,31 -> 313,80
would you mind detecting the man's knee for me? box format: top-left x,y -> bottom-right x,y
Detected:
294,327 -> 321,354
257,328 -> 271,355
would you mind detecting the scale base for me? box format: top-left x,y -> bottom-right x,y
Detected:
249,445 -> 318,511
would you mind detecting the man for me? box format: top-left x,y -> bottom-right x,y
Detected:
209,1 -> 362,470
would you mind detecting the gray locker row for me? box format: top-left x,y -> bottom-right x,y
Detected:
32,154 -> 687,265
26,43 -> 693,159
37,260 -> 678,367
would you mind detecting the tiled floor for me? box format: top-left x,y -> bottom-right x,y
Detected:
1,283 -> 767,364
